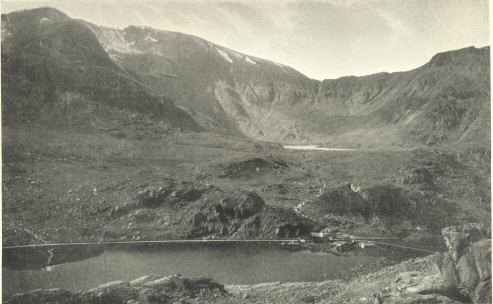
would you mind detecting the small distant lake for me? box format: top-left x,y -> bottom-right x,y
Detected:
283,145 -> 355,151
3,243 -> 379,296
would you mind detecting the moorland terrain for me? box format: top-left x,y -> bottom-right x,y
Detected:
2,7 -> 491,304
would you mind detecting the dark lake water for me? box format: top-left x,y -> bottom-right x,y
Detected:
3,244 -> 380,296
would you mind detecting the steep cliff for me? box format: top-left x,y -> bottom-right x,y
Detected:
87,19 -> 489,146
2,7 -> 489,147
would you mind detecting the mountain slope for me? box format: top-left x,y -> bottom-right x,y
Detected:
2,7 -> 489,147
1,7 -> 199,133
85,20 -> 489,146
83,23 -> 319,140
309,46 -> 490,146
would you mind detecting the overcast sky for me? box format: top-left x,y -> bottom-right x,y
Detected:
2,0 -> 490,80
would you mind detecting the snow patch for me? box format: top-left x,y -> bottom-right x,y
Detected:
217,49 -> 233,63
39,17 -> 52,25
283,145 -> 355,151
245,56 -> 256,64
144,35 -> 158,42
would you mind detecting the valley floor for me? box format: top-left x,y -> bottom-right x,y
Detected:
3,127 -> 489,248
2,127 -> 491,304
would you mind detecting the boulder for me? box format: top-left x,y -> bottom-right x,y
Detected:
128,209 -> 155,222
275,223 -> 310,238
130,275 -> 159,286
470,239 -> 491,281
378,224 -> 491,304
137,287 -> 170,304
380,293 -> 463,304
378,271 -> 468,303
392,272 -> 454,295
142,276 -> 174,289
233,214 -> 261,238
441,223 -> 490,263
455,250 -> 479,291
83,281 -> 137,304
440,225 -> 491,303
399,167 -> 435,189
472,278 -> 491,304
7,275 -> 226,304
312,183 -> 368,217
218,157 -> 288,178
238,191 -> 265,218
432,253 -> 459,288
136,185 -> 174,207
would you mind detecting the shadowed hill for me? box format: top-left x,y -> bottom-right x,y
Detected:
1,7 -> 200,133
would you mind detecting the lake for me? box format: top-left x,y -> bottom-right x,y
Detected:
283,145 -> 355,151
3,243 -> 379,296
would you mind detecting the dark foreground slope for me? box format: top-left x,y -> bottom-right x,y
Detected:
1,7 -> 199,135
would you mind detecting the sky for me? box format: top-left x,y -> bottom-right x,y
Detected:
1,0 -> 490,80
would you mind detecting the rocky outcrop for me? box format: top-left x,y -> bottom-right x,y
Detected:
218,157 -> 288,178
99,180 -> 314,241
5,288 -> 79,304
306,183 -> 415,223
6,274 -> 226,304
397,167 -> 435,190
440,223 -> 490,263
108,182 -> 210,217
439,224 -> 491,303
181,189 -> 313,239
376,223 -> 491,304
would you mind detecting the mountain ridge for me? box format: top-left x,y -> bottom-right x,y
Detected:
1,7 -> 201,135
1,7 -> 490,147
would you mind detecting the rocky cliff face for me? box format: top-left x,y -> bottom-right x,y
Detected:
85,18 -> 489,146
2,7 -> 489,146
83,22 -> 319,141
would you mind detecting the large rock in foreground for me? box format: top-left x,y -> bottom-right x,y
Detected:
376,223 -> 491,304
6,274 -> 226,304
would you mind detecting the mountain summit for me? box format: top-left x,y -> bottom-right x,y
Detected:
1,7 -> 199,134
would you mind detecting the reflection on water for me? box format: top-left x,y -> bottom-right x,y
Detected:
3,245 -> 104,271
3,244 -> 378,296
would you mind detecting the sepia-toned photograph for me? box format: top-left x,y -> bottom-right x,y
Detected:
1,0 -> 491,303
